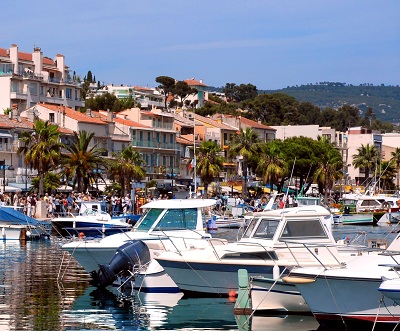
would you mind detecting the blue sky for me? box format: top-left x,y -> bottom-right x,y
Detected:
2,1 -> 399,90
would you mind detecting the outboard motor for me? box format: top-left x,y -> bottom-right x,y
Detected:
90,240 -> 151,288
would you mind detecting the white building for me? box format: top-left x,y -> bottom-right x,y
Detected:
0,44 -> 84,115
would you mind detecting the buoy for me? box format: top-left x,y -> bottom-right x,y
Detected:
229,290 -> 237,298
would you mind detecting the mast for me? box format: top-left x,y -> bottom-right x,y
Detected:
193,111 -> 197,197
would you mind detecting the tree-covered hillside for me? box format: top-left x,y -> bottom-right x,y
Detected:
263,83 -> 400,123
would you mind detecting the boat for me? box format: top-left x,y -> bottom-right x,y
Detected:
0,205 -> 51,239
51,201 -> 133,237
334,195 -> 399,225
0,223 -> 28,240
61,198 -> 217,292
155,205 -> 363,300
282,235 -> 400,329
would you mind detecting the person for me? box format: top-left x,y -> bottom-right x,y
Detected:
30,194 -> 37,218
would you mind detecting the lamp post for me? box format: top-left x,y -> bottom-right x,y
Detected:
1,159 -> 14,193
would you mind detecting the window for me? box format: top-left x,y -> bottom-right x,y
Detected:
280,219 -> 328,239
29,83 -> 37,95
66,88 -> 72,99
253,219 -> 280,239
49,113 -> 55,123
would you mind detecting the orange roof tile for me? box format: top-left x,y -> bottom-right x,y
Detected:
194,114 -> 236,131
184,78 -> 207,87
39,104 -> 106,125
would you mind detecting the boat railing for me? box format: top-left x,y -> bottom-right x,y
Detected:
145,229 -> 223,254
279,239 -> 388,270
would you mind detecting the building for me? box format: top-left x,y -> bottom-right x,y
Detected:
0,44 -> 84,115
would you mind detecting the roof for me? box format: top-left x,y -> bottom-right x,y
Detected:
194,114 -> 236,131
224,114 -> 276,130
0,115 -> 34,130
39,104 -> 106,125
184,78 -> 207,87
176,135 -> 194,145
0,48 -> 56,66
141,198 -> 216,209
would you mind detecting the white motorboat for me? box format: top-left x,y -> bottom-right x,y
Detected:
51,201 -> 133,237
61,198 -> 217,292
155,205 -> 363,301
282,235 -> 400,328
378,278 -> 400,304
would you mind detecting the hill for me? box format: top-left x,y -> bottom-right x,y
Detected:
262,83 -> 400,123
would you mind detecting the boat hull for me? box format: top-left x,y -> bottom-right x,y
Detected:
290,262 -> 400,327
0,224 -> 26,240
250,277 -> 309,313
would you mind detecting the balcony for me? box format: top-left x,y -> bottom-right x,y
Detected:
131,140 -> 176,150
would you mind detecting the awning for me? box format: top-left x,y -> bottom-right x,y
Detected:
1,185 -> 22,193
8,183 -> 31,192
0,130 -> 12,138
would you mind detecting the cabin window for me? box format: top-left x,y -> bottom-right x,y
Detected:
157,208 -> 197,230
280,219 -> 328,239
136,208 -> 163,231
252,219 -> 280,239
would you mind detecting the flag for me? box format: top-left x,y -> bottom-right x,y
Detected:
188,158 -> 195,170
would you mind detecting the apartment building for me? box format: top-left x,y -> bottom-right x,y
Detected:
0,44 -> 84,115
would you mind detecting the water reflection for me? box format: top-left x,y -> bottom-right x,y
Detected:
2,225 -> 395,331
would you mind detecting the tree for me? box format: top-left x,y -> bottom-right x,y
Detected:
376,160 -> 397,192
256,141 -> 286,192
18,120 -> 63,196
195,141 -> 224,198
313,138 -> 343,204
222,83 -> 258,102
391,147 -> 400,190
352,143 -> 380,186
109,146 -> 146,196
156,76 -> 176,110
229,127 -> 260,197
62,131 -> 106,193
30,172 -> 62,193
174,81 -> 197,107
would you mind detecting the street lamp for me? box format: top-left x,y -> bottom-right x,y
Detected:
0,159 -> 14,194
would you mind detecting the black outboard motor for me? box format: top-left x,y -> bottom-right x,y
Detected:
90,240 -> 151,288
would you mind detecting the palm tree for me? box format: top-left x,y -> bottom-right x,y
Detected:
195,141 -> 224,198
257,141 -> 286,193
391,147 -> 400,190
229,127 -> 260,197
376,160 -> 397,192
352,143 -> 380,187
18,119 -> 63,196
62,130 -> 106,193
109,146 -> 146,195
313,145 -> 343,205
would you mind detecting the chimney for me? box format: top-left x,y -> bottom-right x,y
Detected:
107,109 -> 113,122
86,108 -> 92,117
9,44 -> 18,74
32,46 -> 43,75
55,54 -> 65,80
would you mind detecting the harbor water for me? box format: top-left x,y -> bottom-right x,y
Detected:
0,223 -> 398,331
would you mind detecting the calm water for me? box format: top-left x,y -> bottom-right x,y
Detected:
0,223 -> 397,331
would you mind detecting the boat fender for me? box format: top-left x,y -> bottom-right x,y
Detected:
90,240 -> 151,288
273,264 -> 280,280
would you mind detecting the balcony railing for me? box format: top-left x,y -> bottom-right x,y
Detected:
132,140 -> 176,150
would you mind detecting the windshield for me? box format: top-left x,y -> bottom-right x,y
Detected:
136,208 -> 198,231
280,219 -> 328,239
252,219 -> 280,239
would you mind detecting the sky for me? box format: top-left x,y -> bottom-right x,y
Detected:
2,1 -> 399,90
